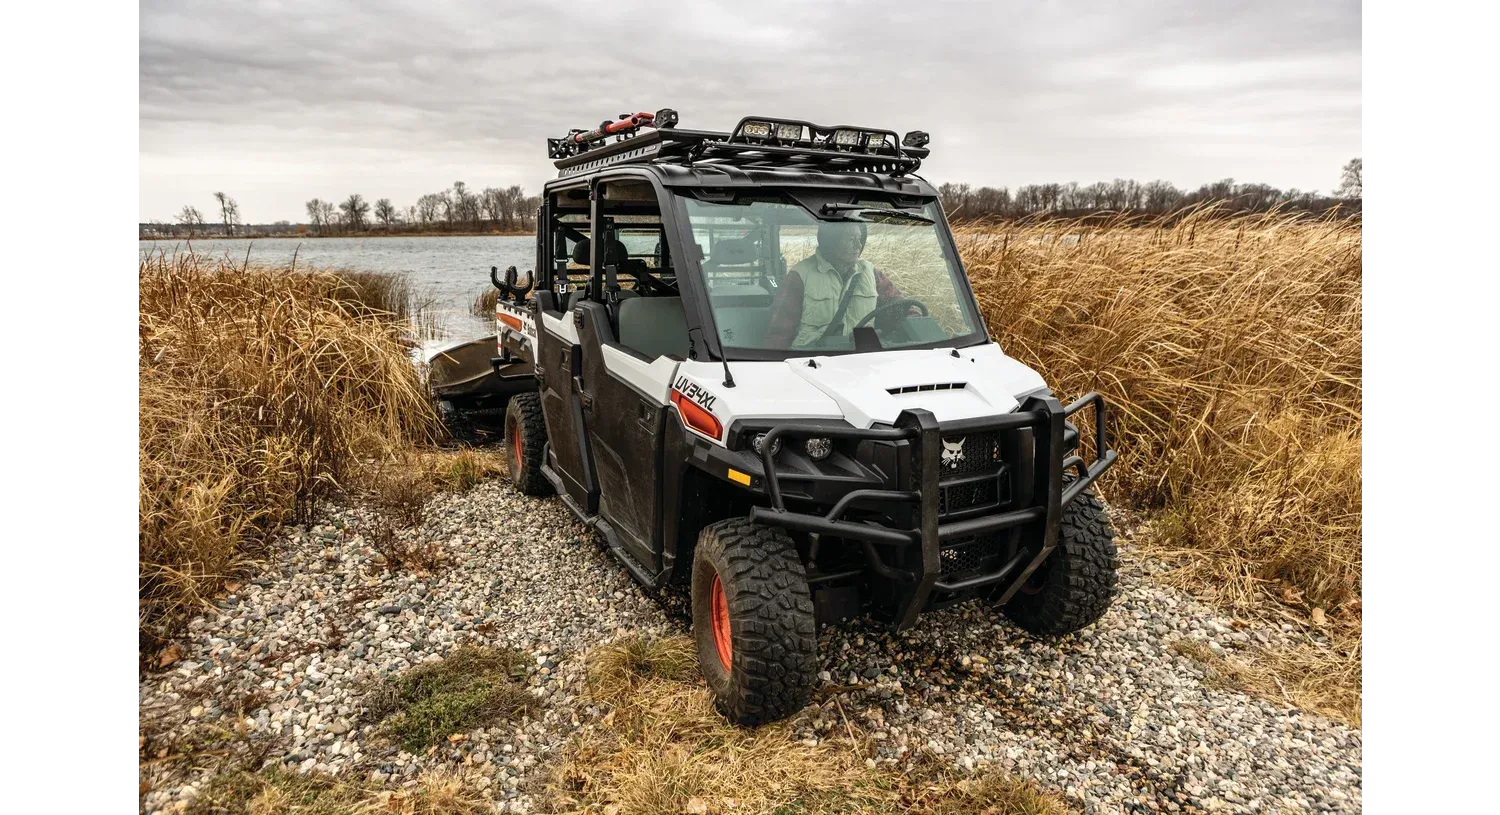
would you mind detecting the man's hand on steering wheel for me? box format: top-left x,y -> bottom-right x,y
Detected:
854,298 -> 928,329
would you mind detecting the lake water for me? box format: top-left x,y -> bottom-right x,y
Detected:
139,235 -> 535,342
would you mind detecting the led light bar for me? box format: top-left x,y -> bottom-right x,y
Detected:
742,120 -> 773,139
832,129 -> 862,147
774,122 -> 803,141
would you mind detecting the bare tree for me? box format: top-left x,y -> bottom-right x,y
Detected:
1142,180 -> 1182,213
176,205 -> 205,237
374,198 -> 397,230
213,192 -> 241,236
481,187 -> 505,230
320,201 -> 338,234
305,198 -> 324,232
416,194 -> 442,229
1336,158 -> 1362,199
518,195 -> 540,231
448,181 -> 481,230
339,194 -> 370,232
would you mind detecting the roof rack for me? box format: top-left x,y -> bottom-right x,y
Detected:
547,110 -> 931,179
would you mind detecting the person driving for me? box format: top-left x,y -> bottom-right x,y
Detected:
763,221 -> 907,348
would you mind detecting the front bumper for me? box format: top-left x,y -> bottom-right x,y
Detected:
747,392 -> 1117,630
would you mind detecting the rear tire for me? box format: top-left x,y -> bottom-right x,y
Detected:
504,392 -> 551,496
691,518 -> 818,725
1002,486 -> 1118,635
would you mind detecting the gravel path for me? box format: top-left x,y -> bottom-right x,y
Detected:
139,479 -> 1360,814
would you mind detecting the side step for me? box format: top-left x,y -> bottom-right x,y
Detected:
540,461 -> 593,524
539,460 -> 662,590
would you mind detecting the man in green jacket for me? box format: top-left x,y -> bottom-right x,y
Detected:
764,222 -> 907,348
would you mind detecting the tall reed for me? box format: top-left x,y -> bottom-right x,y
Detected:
959,210 -> 1361,718
960,208 -> 1361,611
139,254 -> 440,645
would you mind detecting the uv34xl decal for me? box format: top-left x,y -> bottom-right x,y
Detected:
670,376 -> 722,441
672,376 -> 717,410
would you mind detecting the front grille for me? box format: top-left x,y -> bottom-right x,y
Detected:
939,477 -> 1001,514
936,430 -> 1007,515
940,535 -> 1003,576
939,431 -> 1001,477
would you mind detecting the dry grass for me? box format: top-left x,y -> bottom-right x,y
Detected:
415,447 -> 511,493
541,635 -> 1069,815
958,208 -> 1361,720
471,286 -> 498,318
139,253 -> 441,649
364,645 -> 539,752
1172,635 -> 1361,727
365,515 -> 446,573
185,767 -> 491,815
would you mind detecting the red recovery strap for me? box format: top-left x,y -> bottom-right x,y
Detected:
571,112 -> 657,144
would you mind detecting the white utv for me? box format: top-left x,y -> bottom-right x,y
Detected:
488,110 -> 1119,724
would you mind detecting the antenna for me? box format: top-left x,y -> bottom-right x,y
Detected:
720,353 -> 736,389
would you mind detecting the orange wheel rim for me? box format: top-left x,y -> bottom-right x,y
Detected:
511,420 -> 522,471
710,573 -> 732,671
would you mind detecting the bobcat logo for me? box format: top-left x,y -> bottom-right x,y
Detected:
941,438 -> 966,469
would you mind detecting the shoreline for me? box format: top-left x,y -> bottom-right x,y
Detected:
139,230 -> 534,241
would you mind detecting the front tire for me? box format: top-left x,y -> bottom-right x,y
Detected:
691,519 -> 818,725
504,392 -> 551,496
1002,487 -> 1119,635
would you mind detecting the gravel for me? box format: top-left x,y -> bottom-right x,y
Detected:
139,480 -> 1360,814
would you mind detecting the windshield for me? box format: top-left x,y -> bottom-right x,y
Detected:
681,194 -> 983,358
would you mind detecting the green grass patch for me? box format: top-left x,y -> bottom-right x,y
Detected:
366,645 -> 539,752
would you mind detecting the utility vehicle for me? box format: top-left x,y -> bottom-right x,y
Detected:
487,109 -> 1119,724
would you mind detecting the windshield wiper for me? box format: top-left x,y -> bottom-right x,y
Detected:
819,203 -> 934,224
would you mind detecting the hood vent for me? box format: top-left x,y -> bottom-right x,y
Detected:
888,382 -> 967,395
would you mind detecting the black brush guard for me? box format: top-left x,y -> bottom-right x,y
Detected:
747,393 -> 1117,630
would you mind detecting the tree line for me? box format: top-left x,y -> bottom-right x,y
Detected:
304,181 -> 541,236
144,181 -> 543,239
142,159 -> 1361,238
937,158 -> 1361,222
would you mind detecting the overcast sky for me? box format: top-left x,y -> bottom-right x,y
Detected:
139,0 -> 1361,223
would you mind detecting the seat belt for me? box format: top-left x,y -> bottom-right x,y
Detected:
820,272 -> 863,341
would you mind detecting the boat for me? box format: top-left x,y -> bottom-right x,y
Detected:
425,334 -> 532,408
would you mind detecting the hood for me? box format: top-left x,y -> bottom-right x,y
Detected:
786,344 -> 1047,428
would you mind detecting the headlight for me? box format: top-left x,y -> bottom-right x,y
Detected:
832,129 -> 862,147
803,437 -> 833,461
751,433 -> 782,457
742,120 -> 773,139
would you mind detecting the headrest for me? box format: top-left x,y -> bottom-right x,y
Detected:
706,235 -> 759,266
571,237 -> 631,266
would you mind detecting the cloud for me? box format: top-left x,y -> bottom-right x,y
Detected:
139,0 -> 1360,221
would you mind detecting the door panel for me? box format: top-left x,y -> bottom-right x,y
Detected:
536,309 -> 595,512
574,301 -> 667,572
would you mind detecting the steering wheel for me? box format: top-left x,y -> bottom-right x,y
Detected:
853,298 -> 928,329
